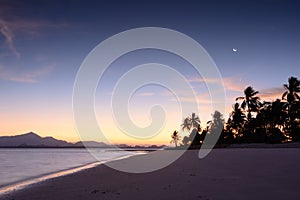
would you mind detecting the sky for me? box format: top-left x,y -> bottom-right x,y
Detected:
0,0 -> 300,145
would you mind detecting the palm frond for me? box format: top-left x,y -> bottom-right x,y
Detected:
252,91 -> 259,96
283,84 -> 289,90
295,93 -> 300,100
282,91 -> 288,100
235,97 -> 244,101
241,101 -> 246,109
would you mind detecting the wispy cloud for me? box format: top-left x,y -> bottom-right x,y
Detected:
0,19 -> 20,58
0,3 -> 66,83
188,76 -> 246,92
0,3 -> 68,59
222,77 -> 246,93
189,77 -> 286,102
0,64 -> 54,83
169,93 -> 213,104
259,87 -> 285,101
138,92 -> 155,96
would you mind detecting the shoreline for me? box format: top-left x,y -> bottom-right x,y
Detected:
0,153 -> 139,197
1,148 -> 299,200
1,143 -> 299,196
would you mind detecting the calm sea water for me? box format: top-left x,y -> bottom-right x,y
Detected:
0,148 -> 136,188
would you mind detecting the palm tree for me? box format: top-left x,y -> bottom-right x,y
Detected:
181,113 -> 200,132
206,111 -> 225,144
256,100 -> 287,143
282,76 -> 300,119
209,111 -> 224,133
227,103 -> 246,141
170,130 -> 180,147
282,76 -> 300,103
263,99 -> 287,130
236,86 -> 261,120
181,113 -> 201,146
181,136 -> 190,146
190,113 -> 201,128
181,117 -> 192,132
282,76 -> 300,141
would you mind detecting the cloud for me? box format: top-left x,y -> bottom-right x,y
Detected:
188,77 -> 286,103
165,76 -> 248,120
0,3 -> 65,83
222,77 -> 247,92
0,3 -> 68,59
0,19 -> 20,58
259,87 -> 285,101
169,92 -> 213,104
138,92 -> 155,96
0,64 -> 54,83
163,76 -> 244,105
188,76 -> 246,93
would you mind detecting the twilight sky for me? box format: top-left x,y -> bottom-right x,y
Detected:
0,0 -> 299,145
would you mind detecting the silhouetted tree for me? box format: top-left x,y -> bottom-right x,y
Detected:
255,99 -> 288,143
170,130 -> 180,147
181,113 -> 201,146
282,76 -> 300,104
207,111 -> 225,144
181,113 -> 200,132
282,76 -> 300,141
181,117 -> 192,132
172,76 -> 300,147
181,136 -> 190,146
190,113 -> 201,128
236,86 -> 261,120
190,125 -> 202,147
210,111 -> 224,131
257,100 -> 287,130
235,86 -> 261,142
227,103 -> 246,142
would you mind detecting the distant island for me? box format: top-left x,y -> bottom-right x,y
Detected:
0,132 -> 165,149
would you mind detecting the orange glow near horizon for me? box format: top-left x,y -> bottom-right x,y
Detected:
0,98 -> 229,145
0,78 -> 288,146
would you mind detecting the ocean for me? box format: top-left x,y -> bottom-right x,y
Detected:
0,148 -> 138,190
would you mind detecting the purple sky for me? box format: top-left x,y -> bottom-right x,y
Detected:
0,0 -> 299,144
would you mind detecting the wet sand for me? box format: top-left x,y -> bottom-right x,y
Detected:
1,148 -> 299,200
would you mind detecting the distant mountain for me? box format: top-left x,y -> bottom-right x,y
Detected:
0,132 -> 165,149
0,132 -> 73,147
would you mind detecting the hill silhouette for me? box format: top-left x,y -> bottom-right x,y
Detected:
0,132 -> 109,148
0,132 -> 164,149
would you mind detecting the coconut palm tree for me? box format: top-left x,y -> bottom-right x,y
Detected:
282,76 -> 300,141
181,113 -> 200,132
209,111 -> 224,133
227,103 -> 246,140
181,117 -> 192,132
170,130 -> 180,147
256,100 -> 287,143
181,113 -> 201,146
190,113 -> 201,128
264,99 -> 287,129
236,86 -> 261,120
206,111 -> 225,144
282,76 -> 300,103
282,76 -> 300,120
181,136 -> 190,146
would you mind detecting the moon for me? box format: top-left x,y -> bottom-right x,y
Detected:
233,48 -> 237,52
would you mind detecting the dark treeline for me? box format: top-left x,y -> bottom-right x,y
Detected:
171,76 -> 300,148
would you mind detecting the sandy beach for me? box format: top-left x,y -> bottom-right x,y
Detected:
1,148 -> 299,200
